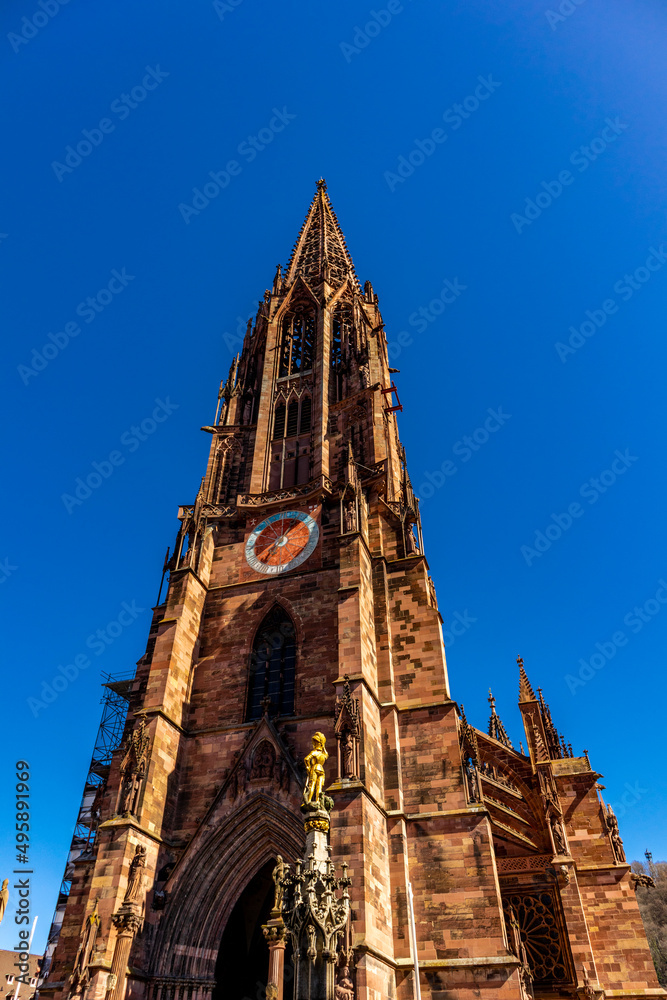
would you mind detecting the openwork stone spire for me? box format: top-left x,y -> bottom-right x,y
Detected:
284,179 -> 360,290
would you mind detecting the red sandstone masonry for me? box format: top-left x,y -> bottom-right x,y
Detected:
44,186 -> 663,1000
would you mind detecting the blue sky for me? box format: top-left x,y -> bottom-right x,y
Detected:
2,0 -> 667,953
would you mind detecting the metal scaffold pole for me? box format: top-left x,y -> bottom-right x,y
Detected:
40,673 -> 134,983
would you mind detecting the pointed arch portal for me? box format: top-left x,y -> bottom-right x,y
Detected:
149,797 -> 304,998
213,861 -> 293,1000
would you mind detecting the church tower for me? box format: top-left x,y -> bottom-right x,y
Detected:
42,181 -> 662,1000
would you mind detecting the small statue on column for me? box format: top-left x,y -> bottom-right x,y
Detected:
340,732 -> 354,777
605,805 -> 626,863
334,965 -> 355,1000
551,818 -> 567,856
334,678 -> 360,782
277,735 -> 353,1000
405,526 -> 419,555
117,721 -> 150,818
464,757 -> 480,803
124,844 -> 147,904
344,500 -> 357,534
70,903 -> 101,991
271,855 -> 286,915
107,843 -> 146,1000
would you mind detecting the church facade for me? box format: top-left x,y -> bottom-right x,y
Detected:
42,181 -> 662,1000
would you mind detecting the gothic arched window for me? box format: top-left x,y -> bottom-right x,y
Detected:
330,306 -> 352,402
246,607 -> 296,721
279,312 -> 315,377
269,396 -> 312,489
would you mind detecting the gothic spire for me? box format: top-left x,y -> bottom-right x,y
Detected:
284,178 -> 360,291
517,656 -> 537,703
487,689 -> 513,749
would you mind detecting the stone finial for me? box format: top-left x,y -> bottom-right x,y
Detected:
487,688 -> 513,749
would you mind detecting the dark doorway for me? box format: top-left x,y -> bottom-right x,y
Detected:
214,860 -> 293,1000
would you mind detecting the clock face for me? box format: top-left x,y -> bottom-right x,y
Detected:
245,510 -> 319,575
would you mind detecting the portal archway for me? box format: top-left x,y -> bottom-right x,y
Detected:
149,796 -> 303,988
213,861 -> 293,1000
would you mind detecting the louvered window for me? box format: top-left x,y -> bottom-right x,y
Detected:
273,403 -> 286,439
299,396 -> 312,433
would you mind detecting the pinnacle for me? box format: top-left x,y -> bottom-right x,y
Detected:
517,656 -> 537,703
487,688 -> 513,749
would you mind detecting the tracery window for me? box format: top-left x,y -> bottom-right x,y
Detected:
246,607 -> 296,721
279,312 -> 315,377
502,892 -> 570,987
269,396 -> 312,488
330,306 -> 353,402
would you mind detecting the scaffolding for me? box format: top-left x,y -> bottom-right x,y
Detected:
40,672 -> 134,982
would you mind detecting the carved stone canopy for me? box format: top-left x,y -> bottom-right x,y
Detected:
117,719 -> 151,817
218,714 -> 303,806
334,677 -> 360,781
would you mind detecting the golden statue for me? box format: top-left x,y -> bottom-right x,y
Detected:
303,732 -> 328,805
0,879 -> 8,926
